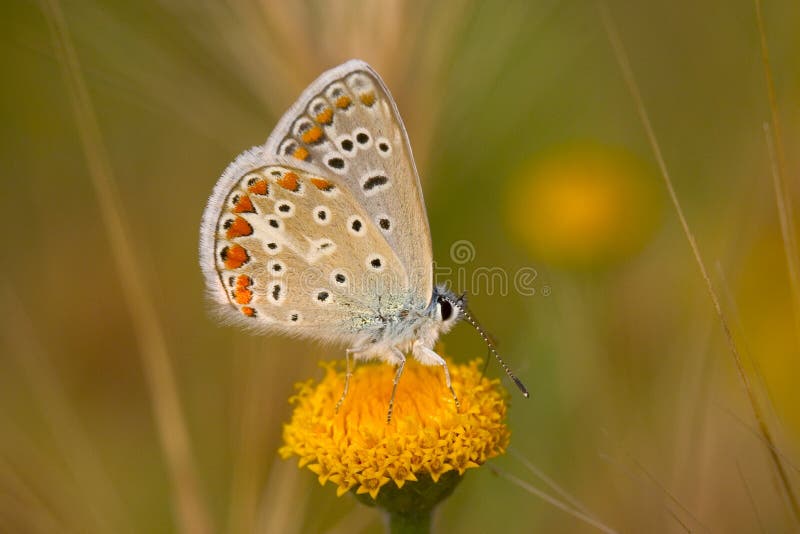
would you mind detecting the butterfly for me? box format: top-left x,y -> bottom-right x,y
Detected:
199,59 -> 527,421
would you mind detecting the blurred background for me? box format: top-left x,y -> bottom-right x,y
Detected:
2,0 -> 799,532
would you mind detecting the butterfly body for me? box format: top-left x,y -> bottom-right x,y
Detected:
345,285 -> 462,365
200,60 -> 526,417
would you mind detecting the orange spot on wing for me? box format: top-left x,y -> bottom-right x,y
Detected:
277,172 -> 300,192
248,179 -> 268,195
234,287 -> 253,304
310,177 -> 334,191
236,275 -> 252,288
226,216 -> 253,239
335,95 -> 352,109
301,125 -> 324,144
315,108 -> 333,125
241,306 -> 256,317
223,244 -> 249,269
293,147 -> 309,161
233,194 -> 255,213
359,91 -> 376,107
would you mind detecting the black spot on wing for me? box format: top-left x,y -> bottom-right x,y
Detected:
362,175 -> 388,191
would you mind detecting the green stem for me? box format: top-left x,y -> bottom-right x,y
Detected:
387,509 -> 432,534
353,472 -> 462,533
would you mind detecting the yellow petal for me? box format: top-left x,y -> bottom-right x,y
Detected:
281,358 -> 510,499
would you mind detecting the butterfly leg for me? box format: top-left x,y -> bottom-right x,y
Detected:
336,347 -> 363,413
386,348 -> 407,424
416,345 -> 461,412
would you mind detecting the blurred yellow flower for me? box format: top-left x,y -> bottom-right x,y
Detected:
507,144 -> 661,267
737,227 -> 800,441
279,359 -> 509,500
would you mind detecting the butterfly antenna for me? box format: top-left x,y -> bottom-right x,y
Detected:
456,303 -> 529,398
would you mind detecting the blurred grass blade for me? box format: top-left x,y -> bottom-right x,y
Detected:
763,122 -> 800,345
598,452 -> 709,533
508,447 -> 595,519
1,286 -> 128,534
714,403 -> 800,473
598,2 -> 800,524
490,465 -> 619,534
226,352 -> 269,534
0,428 -> 92,533
754,0 -> 800,349
255,455 -> 310,534
39,1 -> 213,533
737,461 -> 767,533
630,458 -> 710,533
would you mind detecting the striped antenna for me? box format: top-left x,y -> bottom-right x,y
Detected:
456,302 -> 529,398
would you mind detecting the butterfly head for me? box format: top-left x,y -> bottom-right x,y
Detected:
430,285 -> 464,335
430,286 -> 530,398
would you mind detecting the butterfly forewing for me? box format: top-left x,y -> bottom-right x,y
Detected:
263,60 -> 434,308
201,150 -> 408,341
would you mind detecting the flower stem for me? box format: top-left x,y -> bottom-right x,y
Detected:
354,472 -> 462,534
386,509 -> 432,534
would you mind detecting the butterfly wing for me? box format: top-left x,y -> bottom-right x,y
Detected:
262,59 -> 434,306
199,147 -> 409,343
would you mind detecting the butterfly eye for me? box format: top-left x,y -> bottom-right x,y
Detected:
438,297 -> 453,322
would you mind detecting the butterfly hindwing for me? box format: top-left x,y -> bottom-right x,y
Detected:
200,149 -> 408,342
263,59 -> 434,308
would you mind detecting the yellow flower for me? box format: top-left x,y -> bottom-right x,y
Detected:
507,144 -> 661,268
736,226 -> 800,441
279,358 -> 510,500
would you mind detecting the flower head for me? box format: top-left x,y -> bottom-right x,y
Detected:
279,358 -> 510,500
507,143 -> 661,268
